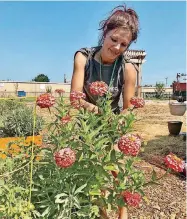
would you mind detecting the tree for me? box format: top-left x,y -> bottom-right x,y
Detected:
32,74 -> 50,82
155,82 -> 165,99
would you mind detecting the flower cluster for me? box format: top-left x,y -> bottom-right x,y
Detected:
123,191 -> 141,208
130,97 -> 145,108
55,89 -> 65,94
89,81 -> 108,96
61,115 -> 71,125
54,148 -> 76,168
118,134 -> 141,156
36,93 -> 55,108
164,153 -> 185,172
70,91 -> 86,109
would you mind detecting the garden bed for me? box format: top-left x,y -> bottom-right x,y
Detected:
118,101 -> 186,218
0,98 -> 186,218
36,100 -> 186,218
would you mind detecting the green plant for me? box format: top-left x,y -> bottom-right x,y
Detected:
0,81 -> 184,219
155,82 -> 166,99
32,74 -> 50,82
2,105 -> 44,137
0,152 -> 35,218
30,83 -> 182,219
0,99 -> 22,116
45,85 -> 52,93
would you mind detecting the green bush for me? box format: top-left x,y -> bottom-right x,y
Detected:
2,106 -> 44,137
0,99 -> 22,116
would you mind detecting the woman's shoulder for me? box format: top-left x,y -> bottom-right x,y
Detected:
74,46 -> 101,59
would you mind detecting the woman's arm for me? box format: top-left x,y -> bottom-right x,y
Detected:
71,52 -> 99,113
121,63 -> 137,112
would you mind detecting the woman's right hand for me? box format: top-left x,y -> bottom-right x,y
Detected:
91,105 -> 99,114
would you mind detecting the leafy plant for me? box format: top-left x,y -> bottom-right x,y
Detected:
155,82 -> 166,99
0,81 -> 184,219
2,105 -> 44,137
30,83 -> 171,218
32,74 -> 50,82
45,85 -> 52,93
0,99 -> 22,116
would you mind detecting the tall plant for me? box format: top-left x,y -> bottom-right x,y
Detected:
30,83 -> 184,218
0,83 -> 184,219
155,82 -> 166,99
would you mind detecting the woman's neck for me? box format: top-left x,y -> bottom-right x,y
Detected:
95,48 -> 115,65
101,48 -> 116,64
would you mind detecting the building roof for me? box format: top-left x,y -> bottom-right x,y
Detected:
124,50 -> 146,60
0,81 -> 71,85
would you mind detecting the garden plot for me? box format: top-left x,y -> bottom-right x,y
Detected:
0,98 -> 186,219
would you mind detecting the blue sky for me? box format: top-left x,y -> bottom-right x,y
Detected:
0,1 -> 186,86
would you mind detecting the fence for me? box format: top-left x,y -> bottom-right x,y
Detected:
0,91 -> 70,99
0,91 -> 176,101
141,92 -> 173,100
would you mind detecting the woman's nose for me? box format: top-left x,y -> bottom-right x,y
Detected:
113,43 -> 121,51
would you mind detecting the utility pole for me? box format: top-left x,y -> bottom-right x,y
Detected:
165,77 -> 168,87
64,74 -> 67,83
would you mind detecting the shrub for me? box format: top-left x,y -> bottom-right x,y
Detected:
2,105 -> 44,137
0,99 -> 22,116
0,81 -> 184,219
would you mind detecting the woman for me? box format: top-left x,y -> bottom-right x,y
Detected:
71,4 -> 139,115
71,4 -> 140,219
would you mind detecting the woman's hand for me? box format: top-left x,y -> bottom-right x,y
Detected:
91,105 -> 99,114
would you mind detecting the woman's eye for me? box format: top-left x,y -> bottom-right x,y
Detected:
111,37 -> 117,42
121,43 -> 127,47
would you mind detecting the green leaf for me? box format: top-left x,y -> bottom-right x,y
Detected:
116,197 -> 125,207
96,165 -> 111,180
78,152 -> 84,162
89,124 -> 105,140
136,188 -> 145,196
74,183 -> 87,195
41,207 -> 50,217
143,181 -> 161,187
104,164 -> 116,171
55,193 -> 68,204
110,150 -> 116,162
0,179 -> 4,186
89,189 -> 101,196
107,194 -> 113,204
151,169 -> 157,181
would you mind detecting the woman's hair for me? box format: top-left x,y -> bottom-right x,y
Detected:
98,5 -> 139,45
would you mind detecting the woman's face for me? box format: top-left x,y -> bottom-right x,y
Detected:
102,27 -> 132,62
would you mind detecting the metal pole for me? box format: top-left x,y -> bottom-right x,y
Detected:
165,77 -> 168,87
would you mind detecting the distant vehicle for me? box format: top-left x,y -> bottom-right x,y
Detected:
172,73 -> 186,101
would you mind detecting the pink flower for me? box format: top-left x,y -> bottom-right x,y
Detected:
61,115 -> 71,125
118,134 -> 141,156
164,153 -> 185,172
123,191 -> 141,207
130,97 -> 145,108
54,148 -> 76,168
36,93 -> 55,108
89,81 -> 108,96
55,89 -> 65,94
70,91 -> 86,109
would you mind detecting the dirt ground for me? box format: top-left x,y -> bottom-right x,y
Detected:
110,100 -> 186,219
37,100 -> 186,219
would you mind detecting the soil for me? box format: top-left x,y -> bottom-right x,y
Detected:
109,100 -> 186,219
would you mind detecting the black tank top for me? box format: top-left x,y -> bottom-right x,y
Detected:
74,46 -> 136,114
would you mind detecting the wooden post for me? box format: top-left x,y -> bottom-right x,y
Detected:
137,60 -> 142,97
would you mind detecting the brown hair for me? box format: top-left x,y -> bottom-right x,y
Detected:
98,5 -> 139,45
